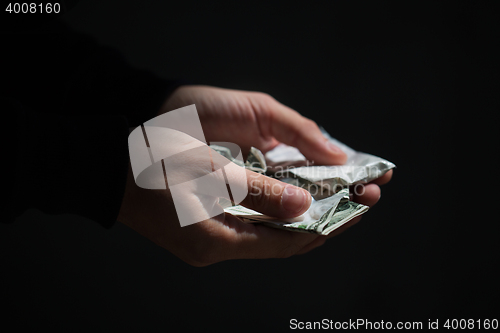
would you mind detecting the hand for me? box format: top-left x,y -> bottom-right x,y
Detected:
118,85 -> 392,266
161,85 -> 348,165
161,84 -> 392,215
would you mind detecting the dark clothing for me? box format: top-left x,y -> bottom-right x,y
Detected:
5,18 -> 182,227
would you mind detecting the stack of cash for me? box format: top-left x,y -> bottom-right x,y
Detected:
224,187 -> 369,235
213,129 -> 395,236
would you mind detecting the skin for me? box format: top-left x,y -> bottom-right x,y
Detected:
118,85 -> 393,267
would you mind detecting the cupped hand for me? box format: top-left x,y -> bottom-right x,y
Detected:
118,85 -> 392,266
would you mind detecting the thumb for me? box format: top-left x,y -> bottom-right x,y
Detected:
209,146 -> 311,218
239,169 -> 312,218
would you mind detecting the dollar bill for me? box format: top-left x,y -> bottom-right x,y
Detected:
266,128 -> 395,200
210,144 -> 267,174
213,128 -> 394,235
224,187 -> 368,236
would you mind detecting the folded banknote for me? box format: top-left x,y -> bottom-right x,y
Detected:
213,129 -> 395,235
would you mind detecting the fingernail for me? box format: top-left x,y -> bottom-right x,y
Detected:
281,186 -> 307,213
326,141 -> 343,155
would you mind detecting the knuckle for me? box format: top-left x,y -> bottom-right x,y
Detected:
287,126 -> 302,148
248,186 -> 267,210
254,91 -> 274,102
247,175 -> 273,209
253,92 -> 276,109
248,188 -> 264,209
304,118 -> 319,131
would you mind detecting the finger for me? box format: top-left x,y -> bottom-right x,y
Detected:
209,148 -> 311,218
262,100 -> 347,165
351,183 -> 381,207
194,194 -> 359,263
265,159 -> 310,175
240,169 -> 312,218
370,169 -> 393,186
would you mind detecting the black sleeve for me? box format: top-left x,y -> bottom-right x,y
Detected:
11,99 -> 130,228
5,18 -> 183,227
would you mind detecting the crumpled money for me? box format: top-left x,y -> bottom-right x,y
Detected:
224,187 -> 368,235
210,145 -> 267,174
214,129 -> 395,235
266,128 -> 396,200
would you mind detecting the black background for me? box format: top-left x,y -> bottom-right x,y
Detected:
2,1 -> 498,331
